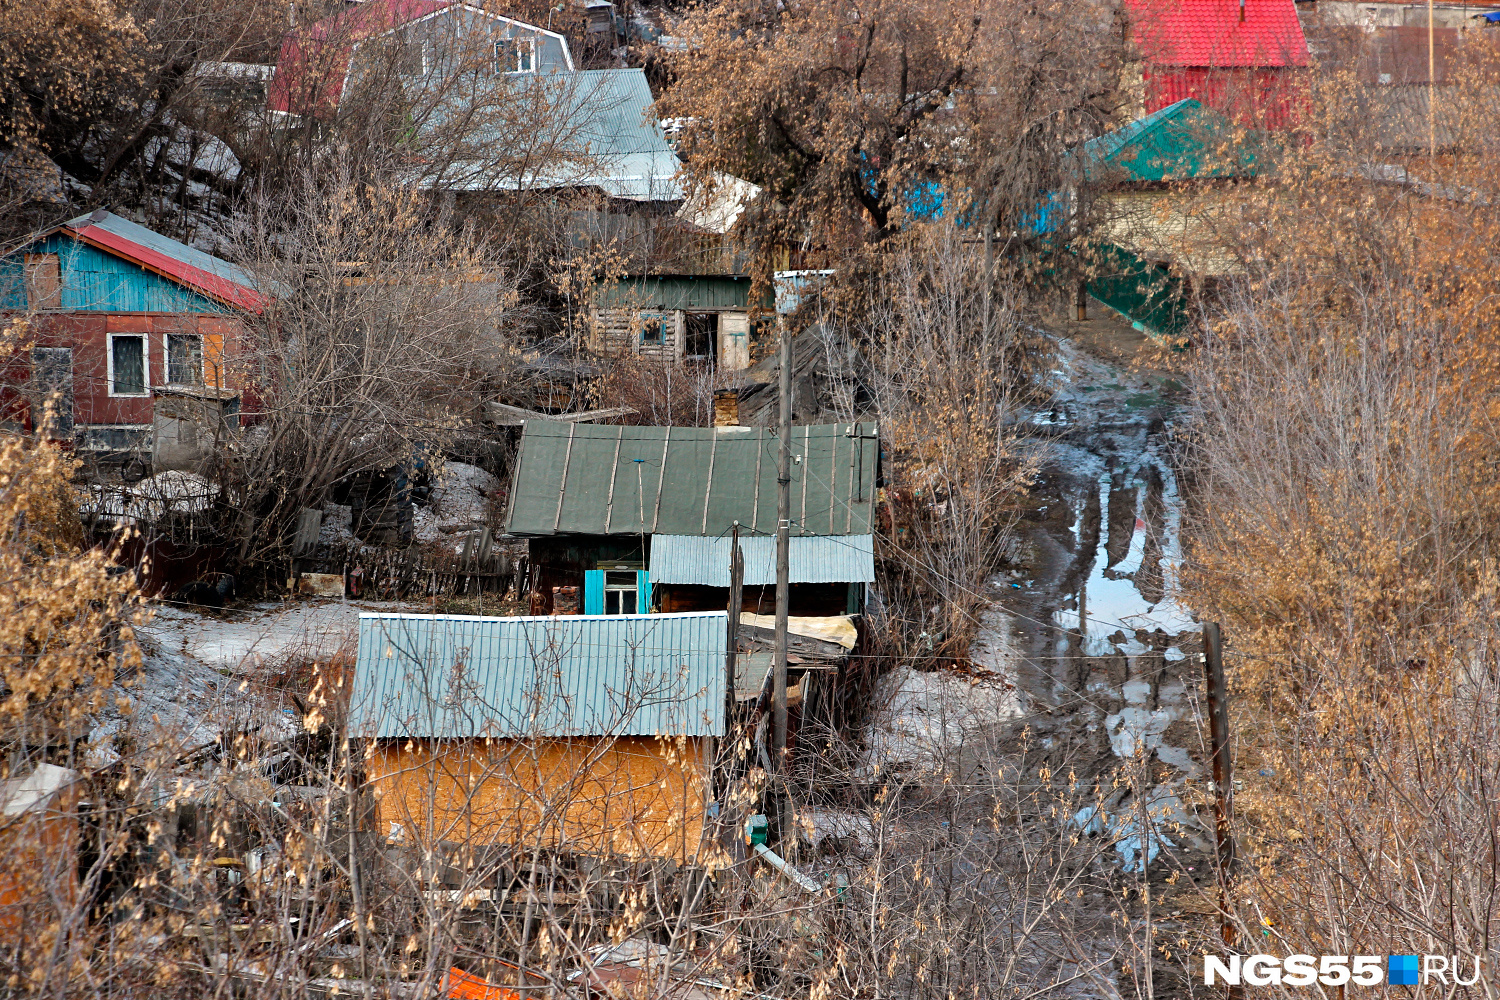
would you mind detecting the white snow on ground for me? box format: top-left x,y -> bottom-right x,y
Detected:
137,599 -> 370,674
414,461 -> 500,545
797,807 -> 876,855
88,632 -> 301,766
81,471 -> 218,524
862,663 -> 1024,777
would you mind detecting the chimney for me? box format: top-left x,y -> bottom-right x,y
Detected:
713,389 -> 739,426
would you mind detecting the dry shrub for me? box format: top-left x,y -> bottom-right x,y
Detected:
1181,66 -> 1500,979
0,326 -> 140,754
590,355 -> 728,427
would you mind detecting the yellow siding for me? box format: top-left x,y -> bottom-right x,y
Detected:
368,735 -> 710,864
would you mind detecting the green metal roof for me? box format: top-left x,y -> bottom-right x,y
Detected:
598,275 -> 762,312
506,422 -> 879,537
1081,99 -> 1264,183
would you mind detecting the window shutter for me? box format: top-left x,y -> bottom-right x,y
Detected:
583,570 -> 605,615
636,570 -> 651,613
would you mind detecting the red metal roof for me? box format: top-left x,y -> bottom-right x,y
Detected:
267,0 -> 447,114
57,211 -> 265,311
1127,0 -> 1310,68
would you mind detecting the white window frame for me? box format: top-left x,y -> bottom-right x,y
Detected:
107,333 -> 150,397
163,332 -> 205,387
603,571 -> 639,615
495,36 -> 537,74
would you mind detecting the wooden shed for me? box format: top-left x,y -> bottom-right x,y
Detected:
589,275 -> 766,369
348,611 -> 727,864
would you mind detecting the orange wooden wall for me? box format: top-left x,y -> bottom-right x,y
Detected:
367,735 -> 710,864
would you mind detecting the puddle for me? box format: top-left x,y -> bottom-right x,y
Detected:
996,337 -> 1205,781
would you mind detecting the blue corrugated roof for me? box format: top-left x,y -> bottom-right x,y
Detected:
349,611 -> 727,739
64,211 -> 258,291
649,534 -> 875,587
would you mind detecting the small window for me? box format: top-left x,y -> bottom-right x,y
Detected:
640,315 -> 667,346
166,334 -> 203,385
23,253 -> 61,311
110,335 -> 147,396
495,38 -> 535,74
603,571 -> 638,615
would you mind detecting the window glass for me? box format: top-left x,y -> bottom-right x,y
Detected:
640,316 -> 666,345
167,334 -> 203,385
603,571 -> 638,614
111,336 -> 146,395
495,39 -> 534,73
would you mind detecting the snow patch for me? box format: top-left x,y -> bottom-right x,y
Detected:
862,665 -> 1023,777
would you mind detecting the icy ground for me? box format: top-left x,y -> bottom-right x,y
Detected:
137,599 -> 370,673
413,461 -> 501,546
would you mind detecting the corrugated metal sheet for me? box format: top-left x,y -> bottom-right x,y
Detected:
599,275 -> 756,312
1080,99 -> 1263,182
1142,67 -> 1303,128
445,69 -> 685,201
506,422 -> 879,537
649,534 -> 874,586
1127,0 -> 1309,68
348,611 -> 726,739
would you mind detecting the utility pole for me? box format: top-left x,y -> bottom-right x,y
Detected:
725,524 -> 743,763
1202,621 -> 1236,947
1429,0 -> 1437,161
772,308 -> 792,837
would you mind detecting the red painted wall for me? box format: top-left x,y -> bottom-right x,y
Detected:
1144,66 -> 1305,128
1,312 -> 246,431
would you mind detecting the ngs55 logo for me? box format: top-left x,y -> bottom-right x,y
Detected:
1205,954 -> 1484,987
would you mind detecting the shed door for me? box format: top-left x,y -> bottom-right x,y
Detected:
718,313 -> 750,370
29,347 -> 74,438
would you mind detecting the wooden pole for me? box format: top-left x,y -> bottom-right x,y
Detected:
1429,0 -> 1436,160
725,524 -> 743,760
1203,621 -> 1236,946
773,310 -> 792,836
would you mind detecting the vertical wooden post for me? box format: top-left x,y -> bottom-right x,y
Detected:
1203,621 -> 1236,946
725,524 -> 743,761
773,311 -> 792,842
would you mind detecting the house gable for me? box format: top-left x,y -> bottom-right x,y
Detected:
0,236 -> 228,314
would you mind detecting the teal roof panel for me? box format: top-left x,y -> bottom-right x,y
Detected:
505,422 -> 879,537
349,611 -> 727,739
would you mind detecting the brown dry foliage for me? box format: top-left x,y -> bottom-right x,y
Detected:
1180,43 -> 1500,979
0,325 -> 140,750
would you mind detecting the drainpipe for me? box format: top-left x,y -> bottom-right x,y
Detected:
753,843 -> 820,893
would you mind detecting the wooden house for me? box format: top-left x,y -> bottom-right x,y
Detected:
1074,99 -> 1268,339
504,420 -> 879,619
268,1 -> 684,205
0,210 -> 259,463
1125,0 -> 1310,127
348,611 -> 726,863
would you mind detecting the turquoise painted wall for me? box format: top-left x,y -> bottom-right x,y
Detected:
0,235 -> 227,314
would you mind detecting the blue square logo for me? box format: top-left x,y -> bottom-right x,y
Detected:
1389,955 -> 1420,986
